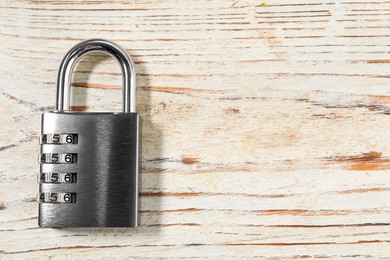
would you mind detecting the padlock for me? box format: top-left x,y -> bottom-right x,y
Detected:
38,39 -> 140,227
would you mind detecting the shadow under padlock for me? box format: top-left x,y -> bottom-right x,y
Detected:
38,39 -> 147,228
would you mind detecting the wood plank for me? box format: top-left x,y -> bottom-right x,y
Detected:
0,0 -> 390,258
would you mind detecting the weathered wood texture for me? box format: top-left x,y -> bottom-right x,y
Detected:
1,0 -> 390,258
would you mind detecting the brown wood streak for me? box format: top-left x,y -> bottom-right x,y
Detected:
142,86 -> 225,94
350,59 -> 390,63
2,92 -> 36,107
5,5 -> 171,11
71,83 -> 225,94
2,91 -> 53,111
256,209 -> 381,216
141,166 -> 254,174
370,95 -> 390,100
3,217 -> 38,223
181,156 -> 199,165
221,240 -> 390,246
0,144 -> 17,152
338,188 -> 390,194
146,223 -> 200,227
255,9 -> 330,15
140,208 -> 201,213
70,105 -> 89,111
71,82 -> 120,90
230,2 -> 334,8
325,151 -> 390,171
0,134 -> 39,152
141,192 -> 201,197
267,223 -> 390,228
366,60 -> 390,63
140,192 -> 287,198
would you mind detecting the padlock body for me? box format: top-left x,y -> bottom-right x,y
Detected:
39,112 -> 140,227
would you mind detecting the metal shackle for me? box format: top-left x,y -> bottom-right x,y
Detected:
56,39 -> 136,113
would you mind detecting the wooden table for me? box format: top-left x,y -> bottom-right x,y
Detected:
1,0 -> 390,258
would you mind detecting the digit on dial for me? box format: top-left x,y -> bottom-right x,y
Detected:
40,134 -> 78,144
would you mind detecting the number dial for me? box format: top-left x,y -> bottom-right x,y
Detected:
38,173 -> 77,183
40,134 -> 78,144
39,153 -> 77,164
38,193 -> 76,203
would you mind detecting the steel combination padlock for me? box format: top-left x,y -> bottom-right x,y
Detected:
38,39 -> 140,227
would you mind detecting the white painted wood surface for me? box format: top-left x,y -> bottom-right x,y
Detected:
1,0 -> 390,258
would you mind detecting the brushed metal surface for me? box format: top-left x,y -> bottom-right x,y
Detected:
39,112 -> 140,227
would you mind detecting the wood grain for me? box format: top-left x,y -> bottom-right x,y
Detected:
0,0 -> 390,258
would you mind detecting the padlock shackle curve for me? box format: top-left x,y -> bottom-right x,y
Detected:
56,39 -> 136,113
